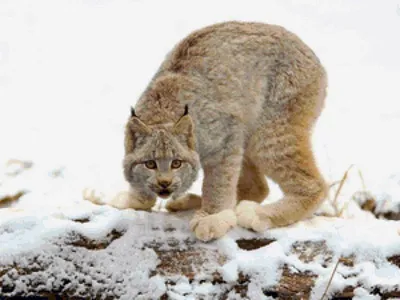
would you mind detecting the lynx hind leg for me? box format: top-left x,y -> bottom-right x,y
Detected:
237,157 -> 269,203
237,134 -> 327,232
166,193 -> 202,212
237,75 -> 327,232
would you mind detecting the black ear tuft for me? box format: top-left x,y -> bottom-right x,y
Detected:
183,104 -> 189,116
131,107 -> 137,118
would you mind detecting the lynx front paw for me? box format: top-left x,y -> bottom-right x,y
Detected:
236,200 -> 272,232
166,194 -> 202,212
111,191 -> 155,210
83,188 -> 105,205
190,209 -> 237,242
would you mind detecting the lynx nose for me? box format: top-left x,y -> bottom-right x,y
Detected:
158,180 -> 172,188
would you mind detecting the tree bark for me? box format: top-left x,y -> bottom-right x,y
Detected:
1,233 -> 399,299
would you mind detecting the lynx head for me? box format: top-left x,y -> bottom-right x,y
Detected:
123,105 -> 200,199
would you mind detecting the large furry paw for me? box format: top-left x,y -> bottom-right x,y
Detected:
236,200 -> 273,232
190,209 -> 237,242
166,194 -> 202,212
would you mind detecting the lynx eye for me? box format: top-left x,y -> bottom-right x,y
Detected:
171,159 -> 182,169
144,160 -> 157,169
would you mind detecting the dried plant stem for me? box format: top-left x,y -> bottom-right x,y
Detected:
329,181 -> 340,188
358,168 -> 367,192
332,165 -> 354,216
338,198 -> 352,217
320,259 -> 341,300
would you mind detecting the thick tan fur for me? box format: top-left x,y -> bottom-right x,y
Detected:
85,21 -> 327,241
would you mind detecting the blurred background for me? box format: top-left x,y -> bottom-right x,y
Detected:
1,0 -> 399,210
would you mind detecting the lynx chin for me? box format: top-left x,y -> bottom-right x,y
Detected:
85,21 -> 328,241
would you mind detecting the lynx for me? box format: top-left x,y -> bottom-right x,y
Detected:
85,21 -> 327,241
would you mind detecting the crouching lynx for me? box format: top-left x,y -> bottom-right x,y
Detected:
85,21 -> 327,241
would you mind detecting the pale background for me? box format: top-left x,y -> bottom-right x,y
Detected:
1,0 -> 400,207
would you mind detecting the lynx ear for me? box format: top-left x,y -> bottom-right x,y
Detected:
124,107 -> 151,154
128,107 -> 151,134
173,105 -> 195,150
131,107 -> 137,118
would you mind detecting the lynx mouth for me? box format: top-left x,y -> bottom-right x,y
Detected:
158,189 -> 171,198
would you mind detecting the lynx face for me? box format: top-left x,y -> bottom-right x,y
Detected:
123,108 -> 200,199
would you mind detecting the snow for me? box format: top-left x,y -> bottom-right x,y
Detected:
220,260 -> 239,283
1,0 -> 400,298
1,195 -> 399,298
353,287 -> 380,300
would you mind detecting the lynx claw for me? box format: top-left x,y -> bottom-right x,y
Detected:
236,200 -> 272,232
190,209 -> 237,242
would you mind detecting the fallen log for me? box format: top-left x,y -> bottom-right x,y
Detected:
1,229 -> 399,299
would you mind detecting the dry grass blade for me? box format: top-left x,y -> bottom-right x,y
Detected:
328,181 -> 340,204
358,168 -> 367,192
319,259 -> 340,300
329,181 -> 340,188
339,167 -> 371,217
332,165 -> 354,216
